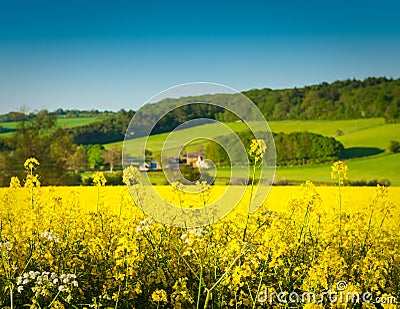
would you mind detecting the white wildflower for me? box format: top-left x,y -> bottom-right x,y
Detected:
40,231 -> 60,243
0,241 -> 12,251
58,285 -> 66,292
135,218 -> 153,233
180,233 -> 191,245
188,227 -> 207,237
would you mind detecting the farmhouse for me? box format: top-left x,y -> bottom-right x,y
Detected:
180,152 -> 209,168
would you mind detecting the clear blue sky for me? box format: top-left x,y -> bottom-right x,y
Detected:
0,0 -> 399,114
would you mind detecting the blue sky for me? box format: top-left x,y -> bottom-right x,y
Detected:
0,0 -> 399,114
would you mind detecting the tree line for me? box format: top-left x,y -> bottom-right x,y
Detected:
115,77 -> 400,138
68,109 -> 135,144
206,131 -> 344,167
243,77 -> 400,122
0,108 -> 114,122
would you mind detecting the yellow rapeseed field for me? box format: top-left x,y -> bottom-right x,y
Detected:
0,157 -> 399,308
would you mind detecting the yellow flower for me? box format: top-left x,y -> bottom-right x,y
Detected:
24,173 -> 41,188
248,139 -> 267,163
9,176 -> 21,188
134,282 -> 142,294
93,172 -> 107,187
123,165 -> 141,186
50,300 -> 65,309
331,160 -> 348,184
24,157 -> 40,171
152,289 -> 168,302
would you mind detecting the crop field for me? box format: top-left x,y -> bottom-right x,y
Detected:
0,159 -> 399,308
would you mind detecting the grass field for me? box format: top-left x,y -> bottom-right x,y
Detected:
269,117 -> 385,136
0,117 -> 98,137
274,153 -> 400,186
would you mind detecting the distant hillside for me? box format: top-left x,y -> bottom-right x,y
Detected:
244,77 -> 400,121
0,108 -> 114,123
129,77 -> 400,138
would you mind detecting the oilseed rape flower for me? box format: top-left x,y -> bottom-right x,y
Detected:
92,171 -> 107,187
331,160 -> 349,184
248,138 -> 267,163
9,176 -> 21,188
24,173 -> 41,188
123,165 -> 142,186
24,157 -> 40,172
151,289 -> 168,302
23,157 -> 41,188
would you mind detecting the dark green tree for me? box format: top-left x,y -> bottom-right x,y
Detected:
86,144 -> 105,170
389,141 -> 400,153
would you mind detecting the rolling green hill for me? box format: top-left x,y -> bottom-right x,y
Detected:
336,123 -> 400,150
114,118 -> 400,185
117,118 -> 394,156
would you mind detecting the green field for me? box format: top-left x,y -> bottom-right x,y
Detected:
269,118 -> 385,136
115,118 -> 400,186
275,153 -> 400,186
0,117 -> 98,137
56,117 -> 98,128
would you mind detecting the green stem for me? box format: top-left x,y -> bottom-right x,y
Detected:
204,250 -> 244,307
196,266 -> 203,309
58,294 -> 80,309
338,178 -> 342,251
48,290 -> 61,307
252,261 -> 267,309
362,208 -> 374,254
204,290 -> 211,309
9,283 -> 13,309
243,164 -> 256,243
166,234 -> 200,281
114,285 -> 121,309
